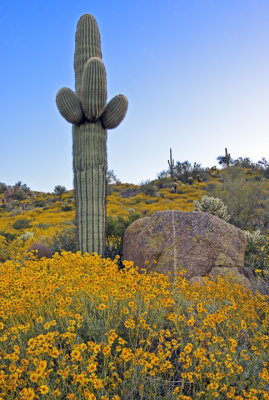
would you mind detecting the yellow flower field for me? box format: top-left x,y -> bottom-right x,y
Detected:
0,251 -> 268,399
0,180 -> 210,263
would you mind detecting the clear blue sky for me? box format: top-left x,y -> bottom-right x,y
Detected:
1,0 -> 268,192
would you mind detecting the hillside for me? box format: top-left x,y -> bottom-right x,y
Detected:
0,162 -> 268,268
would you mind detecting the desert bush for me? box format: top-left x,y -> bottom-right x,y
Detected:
209,166 -> 269,231
0,252 -> 268,399
35,223 -> 50,229
232,157 -> 256,169
27,242 -> 53,259
54,185 -> 67,195
104,235 -> 122,260
194,195 -> 230,222
244,230 -> 269,273
172,161 -> 211,183
106,169 -> 120,185
12,218 -> 32,230
156,170 -> 170,188
49,226 -> 77,254
11,189 -> 27,200
61,205 -> 73,212
145,198 -> 155,204
139,180 -> 158,196
106,171 -> 121,195
8,181 -> 31,200
120,187 -> 140,198
106,212 -> 142,239
0,230 -> 17,242
105,212 -> 142,261
33,200 -> 46,208
10,208 -> 22,217
0,182 -> 8,194
257,157 -> 269,179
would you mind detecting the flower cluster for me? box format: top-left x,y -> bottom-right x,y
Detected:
0,251 -> 268,399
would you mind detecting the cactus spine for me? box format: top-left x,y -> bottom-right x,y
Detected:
56,14 -> 128,255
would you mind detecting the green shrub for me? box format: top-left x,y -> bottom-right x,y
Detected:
105,235 -> 122,261
155,170 -> 170,188
50,226 -> 77,254
105,212 -> 142,262
12,218 -> 32,230
11,190 -> 28,200
0,231 -> 17,242
176,189 -> 184,194
33,200 -> 46,208
35,223 -> 50,229
54,185 -> 67,195
244,230 -> 269,272
194,195 -> 230,222
139,180 -> 158,196
145,198 -> 155,204
106,212 -> 141,238
106,169 -> 120,185
120,187 -> 140,198
210,166 -> 268,230
0,182 -> 8,194
162,160 -> 212,184
11,182 -> 31,200
61,205 -> 73,212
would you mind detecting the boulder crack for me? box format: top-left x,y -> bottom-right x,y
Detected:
172,210 -> 177,281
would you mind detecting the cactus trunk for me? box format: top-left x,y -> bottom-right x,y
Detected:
73,121 -> 107,254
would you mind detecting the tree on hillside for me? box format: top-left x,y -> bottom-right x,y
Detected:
210,166 -> 269,231
106,170 -> 120,185
174,161 -> 210,183
3,181 -> 31,201
257,158 -> 269,179
54,185 -> 67,195
0,183 -> 8,194
232,157 -> 255,169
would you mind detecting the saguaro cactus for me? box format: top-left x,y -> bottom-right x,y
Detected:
168,148 -> 175,180
56,14 -> 128,255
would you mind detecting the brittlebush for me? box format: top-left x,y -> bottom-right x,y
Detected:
0,252 -> 268,399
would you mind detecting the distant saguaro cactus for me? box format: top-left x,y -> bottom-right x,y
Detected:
56,15 -> 128,255
217,147 -> 231,167
168,148 -> 175,180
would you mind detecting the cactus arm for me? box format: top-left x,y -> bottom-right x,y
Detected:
101,94 -> 128,129
56,88 -> 85,124
75,14 -> 102,95
80,57 -> 107,121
